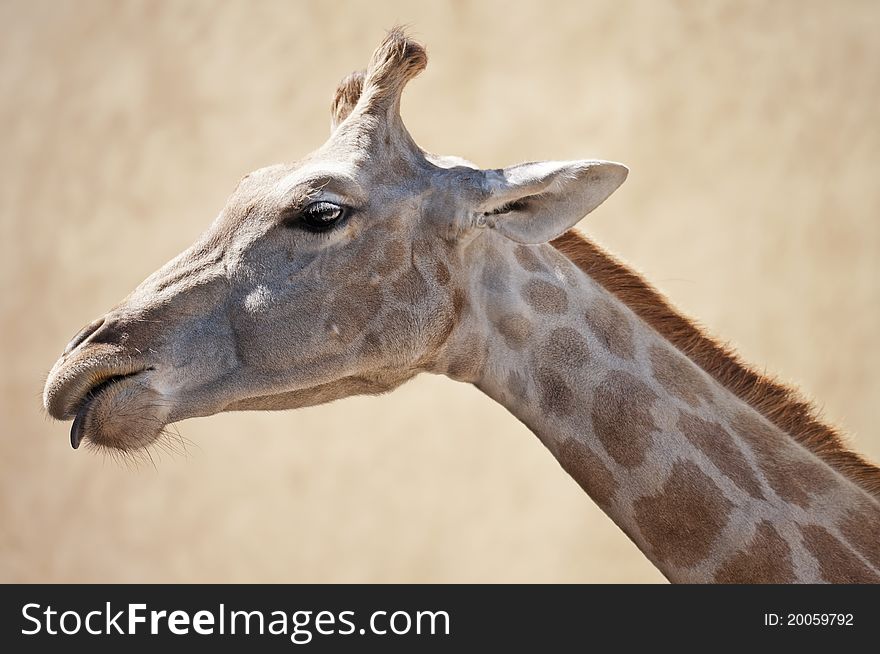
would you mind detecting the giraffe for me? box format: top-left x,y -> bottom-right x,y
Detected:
43,30 -> 880,583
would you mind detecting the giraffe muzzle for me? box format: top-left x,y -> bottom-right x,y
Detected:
44,317 -> 165,451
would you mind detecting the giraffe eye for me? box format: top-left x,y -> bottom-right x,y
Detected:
298,201 -> 347,232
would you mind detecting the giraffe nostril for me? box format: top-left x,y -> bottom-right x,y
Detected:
63,317 -> 106,355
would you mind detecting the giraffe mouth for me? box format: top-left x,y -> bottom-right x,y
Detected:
68,373 -> 140,449
44,344 -> 178,454
65,368 -> 160,451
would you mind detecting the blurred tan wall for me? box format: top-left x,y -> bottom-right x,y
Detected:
1,0 -> 878,583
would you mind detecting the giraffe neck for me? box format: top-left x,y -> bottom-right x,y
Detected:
435,232 -> 880,583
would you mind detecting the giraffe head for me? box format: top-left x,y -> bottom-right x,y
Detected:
43,29 -> 627,452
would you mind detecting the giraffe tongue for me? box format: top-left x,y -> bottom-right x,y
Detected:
70,408 -> 87,450
69,382 -> 104,450
68,375 -> 119,449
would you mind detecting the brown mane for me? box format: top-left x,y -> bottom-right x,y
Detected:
551,229 -> 880,498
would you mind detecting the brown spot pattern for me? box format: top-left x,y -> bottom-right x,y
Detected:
362,308 -> 416,358
411,238 -> 435,259
650,344 -> 712,407
328,284 -> 383,342
591,371 -> 657,469
582,294 -> 634,360
446,338 -> 484,381
506,370 -> 530,402
552,230 -> 880,500
427,305 -> 455,352
361,309 -> 406,359
420,291 -> 465,368
732,410 -> 835,509
558,438 -> 617,509
376,240 -> 406,275
678,412 -> 765,500
494,312 -> 533,351
838,499 -> 880,571
434,261 -> 451,285
634,460 -> 733,568
799,524 -> 879,583
714,521 -> 795,583
390,266 -> 428,304
522,279 -> 568,314
514,245 -> 548,273
542,327 -> 590,367
536,367 -> 574,417
451,288 -> 466,321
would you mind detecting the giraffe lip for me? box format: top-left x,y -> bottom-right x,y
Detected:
68,372 -> 145,449
44,349 -> 155,421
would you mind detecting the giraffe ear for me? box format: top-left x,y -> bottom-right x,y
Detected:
477,160 -> 628,244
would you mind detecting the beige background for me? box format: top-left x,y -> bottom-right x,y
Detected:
1,0 -> 878,583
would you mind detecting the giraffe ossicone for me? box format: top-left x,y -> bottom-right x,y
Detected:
43,29 -> 880,583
